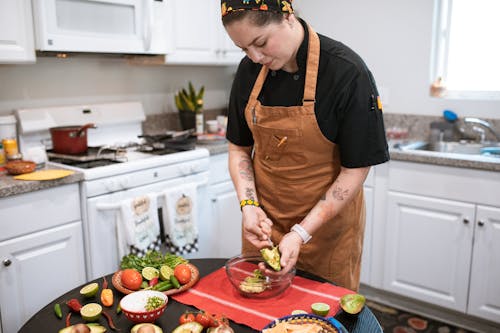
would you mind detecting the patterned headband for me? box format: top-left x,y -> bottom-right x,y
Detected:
221,0 -> 293,18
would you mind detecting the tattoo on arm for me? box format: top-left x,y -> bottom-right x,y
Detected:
238,157 -> 254,181
245,188 -> 255,200
332,185 -> 349,201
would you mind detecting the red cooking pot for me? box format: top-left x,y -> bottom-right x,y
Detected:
50,123 -> 96,154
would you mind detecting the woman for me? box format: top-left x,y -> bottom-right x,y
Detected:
222,0 -> 389,291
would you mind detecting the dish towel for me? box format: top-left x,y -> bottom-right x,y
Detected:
161,183 -> 199,255
171,265 -> 354,330
116,193 -> 162,258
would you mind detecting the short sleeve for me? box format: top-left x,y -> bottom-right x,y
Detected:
336,69 -> 389,168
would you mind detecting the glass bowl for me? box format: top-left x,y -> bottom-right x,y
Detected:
120,290 -> 168,323
225,254 -> 295,299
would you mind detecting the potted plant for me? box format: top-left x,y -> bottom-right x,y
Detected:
174,82 -> 205,132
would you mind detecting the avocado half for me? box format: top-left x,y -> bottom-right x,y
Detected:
260,246 -> 281,271
131,323 -> 163,333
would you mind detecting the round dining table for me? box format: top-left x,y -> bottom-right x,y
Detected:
19,258 -> 382,333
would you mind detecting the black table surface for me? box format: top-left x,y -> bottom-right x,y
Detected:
20,258 -> 382,333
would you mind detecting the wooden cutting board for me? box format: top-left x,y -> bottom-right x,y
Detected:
14,169 -> 75,181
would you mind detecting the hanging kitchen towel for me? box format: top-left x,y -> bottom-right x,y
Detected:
161,183 -> 199,255
116,193 -> 162,258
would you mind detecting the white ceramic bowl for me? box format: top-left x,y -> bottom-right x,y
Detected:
120,290 -> 168,323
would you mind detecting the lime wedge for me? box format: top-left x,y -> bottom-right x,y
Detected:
142,267 -> 160,281
311,302 -> 330,316
80,303 -> 102,322
79,282 -> 99,298
291,309 -> 308,315
159,265 -> 174,281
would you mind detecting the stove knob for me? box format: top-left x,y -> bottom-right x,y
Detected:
104,179 -> 119,191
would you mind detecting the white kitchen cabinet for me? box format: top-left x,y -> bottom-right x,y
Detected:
208,153 -> 242,257
0,184 -> 86,333
164,0 -> 243,65
381,160 -> 500,323
468,205 -> 500,323
0,0 -> 35,63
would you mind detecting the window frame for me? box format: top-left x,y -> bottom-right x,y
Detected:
430,0 -> 500,100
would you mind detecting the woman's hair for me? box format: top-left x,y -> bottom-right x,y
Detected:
222,10 -> 285,27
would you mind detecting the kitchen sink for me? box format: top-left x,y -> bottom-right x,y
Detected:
393,140 -> 500,156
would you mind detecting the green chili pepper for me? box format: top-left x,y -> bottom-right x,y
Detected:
170,275 -> 181,289
116,303 -> 121,314
54,303 -> 62,319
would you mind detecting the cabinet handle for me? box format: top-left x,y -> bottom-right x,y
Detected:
478,220 -> 485,227
3,259 -> 12,267
463,218 -> 470,224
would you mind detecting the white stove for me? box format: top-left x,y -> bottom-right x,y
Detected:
15,102 -> 212,280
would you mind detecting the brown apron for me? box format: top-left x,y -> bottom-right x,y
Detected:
242,24 -> 365,291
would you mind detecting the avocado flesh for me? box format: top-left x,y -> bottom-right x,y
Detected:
59,324 -> 106,333
260,246 -> 281,271
131,323 -> 163,333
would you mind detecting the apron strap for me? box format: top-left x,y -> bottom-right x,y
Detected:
303,24 -> 320,107
247,65 -> 269,109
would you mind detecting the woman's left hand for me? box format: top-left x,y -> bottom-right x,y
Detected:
260,231 -> 302,276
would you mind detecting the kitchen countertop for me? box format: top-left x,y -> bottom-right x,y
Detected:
0,165 -> 84,198
1,142 -> 498,199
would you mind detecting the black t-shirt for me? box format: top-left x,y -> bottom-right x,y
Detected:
226,19 -> 389,168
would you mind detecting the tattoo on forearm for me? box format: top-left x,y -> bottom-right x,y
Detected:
238,157 -> 254,181
332,185 -> 349,201
245,188 -> 255,200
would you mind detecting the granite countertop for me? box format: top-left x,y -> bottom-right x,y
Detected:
0,165 -> 84,198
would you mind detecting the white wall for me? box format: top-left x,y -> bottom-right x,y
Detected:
294,0 -> 500,119
0,56 -> 235,116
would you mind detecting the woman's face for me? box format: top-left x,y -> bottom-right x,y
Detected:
224,14 -> 301,72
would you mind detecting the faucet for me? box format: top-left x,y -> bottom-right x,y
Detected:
463,117 -> 500,142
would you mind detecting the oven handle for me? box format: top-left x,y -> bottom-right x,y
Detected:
95,179 -> 208,211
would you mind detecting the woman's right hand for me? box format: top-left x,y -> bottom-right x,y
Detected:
241,206 -> 273,249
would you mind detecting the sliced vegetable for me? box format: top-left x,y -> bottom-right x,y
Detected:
80,282 -> 99,298
54,303 -> 63,319
339,293 -> 366,315
311,302 -> 330,316
80,303 -> 102,322
58,323 -> 106,333
172,322 -> 203,333
131,323 -> 163,333
260,246 -> 281,271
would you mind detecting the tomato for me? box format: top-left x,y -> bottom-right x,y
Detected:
174,264 -> 192,284
195,311 -> 212,328
120,269 -> 143,290
179,312 -> 196,325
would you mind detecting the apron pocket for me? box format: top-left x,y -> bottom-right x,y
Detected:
253,124 -> 306,166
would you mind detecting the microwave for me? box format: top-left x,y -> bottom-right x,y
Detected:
32,0 -> 169,54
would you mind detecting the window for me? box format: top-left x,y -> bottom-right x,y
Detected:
431,0 -> 500,99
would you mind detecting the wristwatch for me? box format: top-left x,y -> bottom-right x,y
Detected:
291,224 -> 312,244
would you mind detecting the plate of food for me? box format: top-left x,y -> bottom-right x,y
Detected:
112,252 -> 199,296
262,313 -> 348,333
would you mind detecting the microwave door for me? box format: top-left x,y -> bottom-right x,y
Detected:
32,0 -> 168,54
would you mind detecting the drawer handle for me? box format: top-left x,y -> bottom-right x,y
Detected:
478,220 -> 485,227
3,259 -> 12,267
463,218 -> 469,224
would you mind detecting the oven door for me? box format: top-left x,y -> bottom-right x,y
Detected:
32,0 -> 168,54
84,170 -> 212,280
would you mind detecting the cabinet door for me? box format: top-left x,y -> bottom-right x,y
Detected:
0,0 -> 35,63
468,205 -> 500,322
165,0 -> 218,64
0,222 -> 86,333
383,192 -> 475,311
360,186 -> 374,285
216,23 -> 244,65
210,181 -> 242,258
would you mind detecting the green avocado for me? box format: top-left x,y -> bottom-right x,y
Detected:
172,322 -> 203,333
59,323 -> 106,333
131,323 -> 163,333
260,246 -> 281,271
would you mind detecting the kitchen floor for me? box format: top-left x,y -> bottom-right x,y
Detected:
367,300 -> 478,332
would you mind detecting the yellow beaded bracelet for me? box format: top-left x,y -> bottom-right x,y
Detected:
240,199 -> 260,210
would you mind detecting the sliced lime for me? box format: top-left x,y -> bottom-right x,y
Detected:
142,267 -> 160,281
79,282 -> 99,298
291,309 -> 308,315
159,265 -> 174,281
80,303 -> 102,322
311,302 -> 330,316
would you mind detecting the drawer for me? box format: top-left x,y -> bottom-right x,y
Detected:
0,183 -> 81,241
